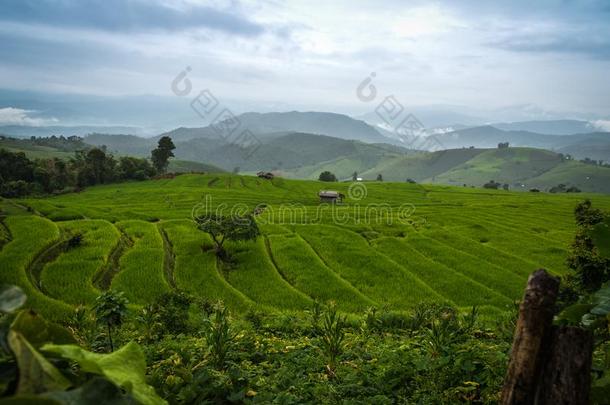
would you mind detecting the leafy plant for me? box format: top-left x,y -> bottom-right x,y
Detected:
136,304 -> 162,343
319,302 -> 346,377
92,291 -> 128,352
43,341 -> 167,405
202,302 -> 236,369
153,291 -> 192,336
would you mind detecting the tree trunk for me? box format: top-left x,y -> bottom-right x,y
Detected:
107,322 -> 114,352
536,326 -> 593,405
501,269 -> 560,405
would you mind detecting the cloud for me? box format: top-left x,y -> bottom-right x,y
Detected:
489,33 -> 610,60
591,120 -> 610,132
0,107 -> 58,126
0,0 -> 265,37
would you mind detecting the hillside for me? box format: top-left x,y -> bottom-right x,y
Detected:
432,148 -> 563,186
491,119 -> 596,135
352,146 -> 610,193
432,126 -> 610,161
167,159 -> 225,173
4,173 -> 610,322
157,111 -> 390,144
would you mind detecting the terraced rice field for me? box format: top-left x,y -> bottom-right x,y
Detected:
2,173 -> 610,320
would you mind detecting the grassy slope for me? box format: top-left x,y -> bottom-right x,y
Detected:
167,159 -> 225,173
0,138 -> 75,159
4,173 -> 610,318
431,148 -> 562,186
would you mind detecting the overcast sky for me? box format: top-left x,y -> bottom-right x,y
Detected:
0,0 -> 609,126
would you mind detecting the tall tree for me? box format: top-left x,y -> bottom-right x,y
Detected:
151,136 -> 176,173
561,200 -> 610,303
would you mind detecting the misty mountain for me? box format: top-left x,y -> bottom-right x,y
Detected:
0,125 -> 146,138
156,111 -> 389,144
431,126 -> 610,160
491,120 -> 597,135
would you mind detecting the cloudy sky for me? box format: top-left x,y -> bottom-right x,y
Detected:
0,0 -> 609,127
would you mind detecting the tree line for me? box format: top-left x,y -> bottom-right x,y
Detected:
0,136 -> 175,198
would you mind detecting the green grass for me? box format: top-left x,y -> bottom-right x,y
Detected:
160,220 -> 253,312
401,232 -> 526,299
40,220 -> 120,305
111,220 -> 171,304
224,238 -> 312,310
0,216 -> 73,320
267,234 -> 375,312
373,236 -> 512,308
296,225 -> 445,309
4,173 -> 610,320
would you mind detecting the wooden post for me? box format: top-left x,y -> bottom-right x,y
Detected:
500,269 -> 560,405
536,326 -> 593,405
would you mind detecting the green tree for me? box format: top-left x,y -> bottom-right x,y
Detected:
352,171 -> 358,181
319,171 -> 337,182
563,200 -> 610,300
196,213 -> 260,260
376,173 -> 383,182
151,136 -> 176,173
93,291 -> 128,352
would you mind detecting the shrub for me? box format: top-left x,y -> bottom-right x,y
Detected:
0,180 -> 31,198
318,171 -> 337,182
67,232 -> 83,248
202,301 -> 236,369
154,291 -> 193,335
320,302 -> 346,377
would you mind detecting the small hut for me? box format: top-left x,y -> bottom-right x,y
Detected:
318,190 -> 343,203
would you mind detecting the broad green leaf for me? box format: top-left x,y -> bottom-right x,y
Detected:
591,373 -> 610,404
11,311 -> 76,348
591,284 -> 610,316
0,285 -> 27,314
44,377 -> 138,405
11,311 -> 77,349
8,331 -> 71,395
42,342 -> 167,405
556,303 -> 595,324
590,218 -> 610,259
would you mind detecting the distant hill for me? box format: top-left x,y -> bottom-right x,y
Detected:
167,160 -> 225,173
0,135 -> 221,174
354,146 -> 610,193
431,126 -> 610,161
156,111 -> 390,144
80,130 -> 610,193
175,132 -> 411,175
491,119 -> 595,135
0,125 -> 145,138
85,133 -> 154,156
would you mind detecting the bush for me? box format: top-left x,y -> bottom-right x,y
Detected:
483,180 -> 500,190
0,180 -> 31,198
318,171 -> 337,182
154,291 -> 193,335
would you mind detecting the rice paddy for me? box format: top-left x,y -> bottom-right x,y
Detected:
2,172 -> 610,320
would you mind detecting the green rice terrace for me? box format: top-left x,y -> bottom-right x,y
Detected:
2,173 -> 609,322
